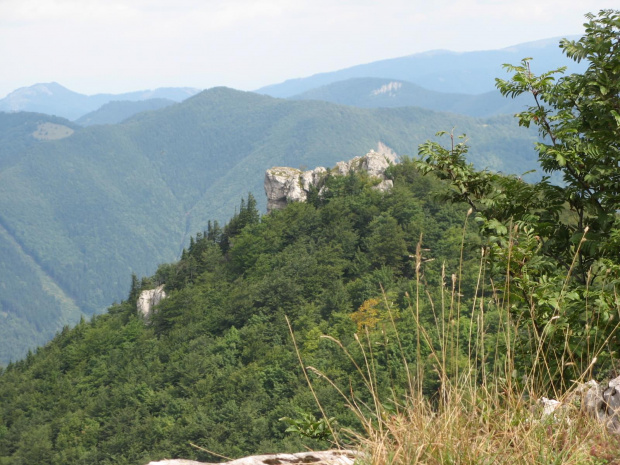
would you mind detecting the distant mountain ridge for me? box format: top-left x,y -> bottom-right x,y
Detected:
0,87 -> 541,363
1,37 -> 581,123
290,77 -> 531,117
0,82 -> 200,120
75,98 -> 177,126
256,36 -> 584,98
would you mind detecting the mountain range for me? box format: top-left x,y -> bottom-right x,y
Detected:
0,82 -> 200,121
75,99 -> 177,126
0,86 -> 543,363
290,77 -> 532,117
1,36 -> 584,125
0,35 -> 585,363
256,36 -> 584,98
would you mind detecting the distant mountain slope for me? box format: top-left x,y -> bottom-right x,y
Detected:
0,112 -> 81,169
0,158 -> 483,464
75,98 -> 176,126
257,37 -> 584,98
0,83 -> 200,120
0,87 -> 540,363
291,77 -> 531,117
0,113 -> 84,361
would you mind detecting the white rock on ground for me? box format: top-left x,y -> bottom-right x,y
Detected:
146,450 -> 360,465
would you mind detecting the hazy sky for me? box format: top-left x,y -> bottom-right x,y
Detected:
1,0 -> 617,98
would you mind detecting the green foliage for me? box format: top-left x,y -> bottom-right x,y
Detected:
0,87 -> 541,364
416,10 -> 620,389
279,412 -> 336,441
495,10 -> 620,270
0,161 -> 483,464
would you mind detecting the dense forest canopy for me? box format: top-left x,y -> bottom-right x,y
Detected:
1,10 -> 619,465
0,161 -> 488,464
0,87 -> 541,365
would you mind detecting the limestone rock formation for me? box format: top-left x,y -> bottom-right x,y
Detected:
137,284 -> 166,319
584,375 -> 620,433
146,450 -> 360,465
535,375 -> 620,433
263,167 -> 305,212
265,148 -> 398,213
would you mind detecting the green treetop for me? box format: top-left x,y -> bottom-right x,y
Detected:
416,10 -> 620,389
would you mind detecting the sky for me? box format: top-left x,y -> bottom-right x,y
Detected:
0,0 -> 617,98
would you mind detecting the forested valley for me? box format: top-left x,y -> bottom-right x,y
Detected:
2,9 -> 620,465
0,87 -> 540,364
0,161 -> 485,464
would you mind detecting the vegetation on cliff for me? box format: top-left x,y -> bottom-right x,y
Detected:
0,88 -> 540,364
1,10 -> 619,465
0,158 -> 493,464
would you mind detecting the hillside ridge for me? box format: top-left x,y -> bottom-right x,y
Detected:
0,88 -> 541,363
256,36 -> 583,97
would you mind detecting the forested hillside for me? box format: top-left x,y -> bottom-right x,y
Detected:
0,83 -> 199,121
0,161 -> 486,464
0,88 -> 540,363
291,77 -> 531,117
75,99 -> 176,126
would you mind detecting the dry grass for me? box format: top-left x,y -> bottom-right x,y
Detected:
352,379 -> 620,465
296,223 -> 620,464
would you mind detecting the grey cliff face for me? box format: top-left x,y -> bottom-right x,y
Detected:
584,375 -> 620,433
263,166 -> 305,212
137,285 -> 166,319
264,149 -> 398,213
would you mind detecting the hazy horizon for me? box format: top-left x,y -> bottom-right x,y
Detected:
2,0 -> 618,99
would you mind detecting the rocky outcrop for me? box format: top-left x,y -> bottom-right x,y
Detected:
584,375 -> 620,433
146,450 -> 360,465
265,148 -> 398,213
137,285 -> 166,319
535,375 -> 620,433
263,167 -> 309,212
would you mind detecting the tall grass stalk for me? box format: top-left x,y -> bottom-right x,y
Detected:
299,224 -> 620,464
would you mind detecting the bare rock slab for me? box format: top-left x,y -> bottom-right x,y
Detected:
137,284 -> 166,319
147,450 -> 360,465
264,147 -> 398,213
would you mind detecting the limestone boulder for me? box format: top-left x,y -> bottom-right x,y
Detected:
146,450 -> 360,465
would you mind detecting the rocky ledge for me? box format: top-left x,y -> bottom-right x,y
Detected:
583,375 -> 620,432
537,375 -> 620,433
137,285 -> 166,319
264,148 -> 398,213
146,449 -> 360,465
